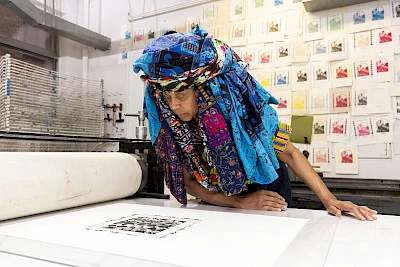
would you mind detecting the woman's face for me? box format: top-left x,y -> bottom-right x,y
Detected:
164,88 -> 199,122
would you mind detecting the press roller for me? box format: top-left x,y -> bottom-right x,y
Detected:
0,152 -> 147,221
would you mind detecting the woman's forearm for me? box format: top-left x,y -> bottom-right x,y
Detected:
183,165 -> 242,208
277,141 -> 337,205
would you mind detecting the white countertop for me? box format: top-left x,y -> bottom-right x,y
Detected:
0,198 -> 398,267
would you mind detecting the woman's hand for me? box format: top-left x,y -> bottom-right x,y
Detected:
235,190 -> 288,211
323,197 -> 378,221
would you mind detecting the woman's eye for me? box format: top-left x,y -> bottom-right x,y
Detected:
176,93 -> 187,100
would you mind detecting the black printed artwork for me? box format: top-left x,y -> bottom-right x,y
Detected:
87,214 -> 200,238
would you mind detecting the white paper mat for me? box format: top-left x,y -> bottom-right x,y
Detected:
0,203 -> 308,267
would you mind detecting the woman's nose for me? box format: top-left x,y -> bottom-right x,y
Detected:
169,96 -> 180,110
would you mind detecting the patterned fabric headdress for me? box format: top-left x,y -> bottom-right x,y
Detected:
133,26 -> 281,204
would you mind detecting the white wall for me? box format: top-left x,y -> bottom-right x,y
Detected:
55,0 -> 400,180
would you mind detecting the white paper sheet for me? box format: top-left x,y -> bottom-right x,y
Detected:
240,47 -> 257,69
394,120 -> 400,154
373,52 -> 394,82
331,60 -> 353,87
391,0 -> 400,25
353,58 -> 373,81
310,142 -> 331,171
272,90 -> 291,115
291,64 -> 310,90
257,44 -> 275,68
326,13 -> 345,34
351,116 -> 375,145
393,26 -> 400,54
311,115 -> 328,142
258,69 -> 275,90
325,215 -> 400,267
330,87 -> 352,113
275,67 -> 291,88
392,59 -> 400,95
348,5 -> 370,33
275,41 -> 292,66
266,15 -> 285,42
284,9 -> 303,36
395,96 -> 400,118
369,82 -> 392,113
309,91 -> 330,114
247,19 -> 265,44
291,40 -> 310,63
0,203 -> 309,267
230,0 -> 246,21
311,61 -> 331,89
230,22 -> 247,46
291,90 -> 309,115
334,142 -> 359,174
327,114 -> 350,143
372,113 -> 394,143
352,82 -> 369,115
303,14 -> 324,41
350,30 -> 372,56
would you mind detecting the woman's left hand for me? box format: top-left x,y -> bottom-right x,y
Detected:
323,198 -> 378,221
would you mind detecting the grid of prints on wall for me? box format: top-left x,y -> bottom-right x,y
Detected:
129,0 -> 400,175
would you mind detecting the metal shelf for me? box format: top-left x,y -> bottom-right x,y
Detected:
302,0 -> 378,12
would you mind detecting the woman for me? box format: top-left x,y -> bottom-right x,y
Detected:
133,26 -> 377,221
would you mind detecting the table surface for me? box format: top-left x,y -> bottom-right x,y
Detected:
0,198 -> 399,267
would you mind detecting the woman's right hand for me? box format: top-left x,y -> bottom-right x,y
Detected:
235,190 -> 288,211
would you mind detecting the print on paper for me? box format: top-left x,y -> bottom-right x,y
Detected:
254,0 -> 265,8
296,69 -> 308,82
340,149 -> 353,163
315,148 -> 328,163
353,11 -> 366,25
356,91 -> 368,106
203,4 -> 214,20
278,44 -> 289,58
328,15 -> 343,32
147,29 -> 155,39
268,18 -> 281,33
87,214 -> 200,238
378,28 -> 393,43
335,65 -> 348,79
278,96 -> 288,108
313,120 -> 325,135
259,49 -> 272,65
259,71 -> 273,88
372,6 -> 385,21
376,118 -> 390,132
312,94 -> 327,109
354,31 -> 371,48
307,19 -> 320,34
330,39 -> 343,53
233,24 -> 245,38
334,93 -> 349,108
376,58 -> 389,73
314,40 -> 327,54
392,1 -> 400,18
315,67 -> 328,80
356,62 -> 371,78
332,119 -> 345,134
276,71 -> 288,85
355,121 -> 372,136
134,30 -> 144,43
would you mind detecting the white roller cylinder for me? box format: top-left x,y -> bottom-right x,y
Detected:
0,152 -> 142,221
